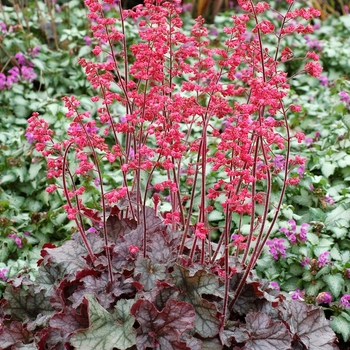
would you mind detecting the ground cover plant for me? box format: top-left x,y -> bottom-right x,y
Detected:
0,0 -> 348,348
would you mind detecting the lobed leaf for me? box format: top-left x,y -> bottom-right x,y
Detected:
172,265 -> 221,337
131,298 -> 195,350
244,312 -> 291,350
70,294 -> 136,350
288,300 -> 337,350
134,257 -> 167,291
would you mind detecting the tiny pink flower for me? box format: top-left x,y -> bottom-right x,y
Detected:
129,245 -> 139,254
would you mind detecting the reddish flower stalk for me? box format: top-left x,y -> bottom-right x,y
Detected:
27,0 -> 322,318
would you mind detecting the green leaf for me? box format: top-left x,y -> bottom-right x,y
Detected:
208,210 -> 224,221
329,226 -> 347,239
321,162 -> 337,178
78,45 -> 92,57
331,314 -> 350,342
289,263 -> 304,277
323,274 -> 344,298
71,295 -> 136,350
326,205 -> 350,226
305,279 -> 326,296
28,162 -> 43,181
12,167 -> 27,182
330,246 -> 342,261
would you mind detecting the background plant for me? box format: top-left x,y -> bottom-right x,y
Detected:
0,0 -> 346,346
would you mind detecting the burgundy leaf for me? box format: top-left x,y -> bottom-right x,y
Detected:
0,321 -> 30,348
288,300 -> 338,350
130,298 -> 195,350
107,216 -> 137,243
49,306 -> 89,337
245,311 -> 292,350
70,273 -> 115,309
135,257 -> 166,291
172,265 -> 221,337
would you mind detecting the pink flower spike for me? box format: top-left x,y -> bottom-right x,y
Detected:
92,45 -> 102,56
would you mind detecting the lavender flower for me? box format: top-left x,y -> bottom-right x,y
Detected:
266,238 -> 287,260
340,294 -> 350,308
316,292 -> 332,304
317,251 -> 331,267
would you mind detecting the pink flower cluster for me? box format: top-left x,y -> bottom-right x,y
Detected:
26,0 -> 322,269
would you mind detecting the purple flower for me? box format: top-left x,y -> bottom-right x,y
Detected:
290,288 -> 305,301
84,36 -> 92,46
0,73 -> 6,90
0,22 -> 7,33
266,238 -> 287,260
317,251 -> 331,267
8,233 -> 22,249
86,227 -> 98,234
340,294 -> 350,308
299,223 -> 309,241
0,268 -> 8,281
270,281 -> 280,291
301,256 -> 311,266
280,220 -> 308,244
32,46 -> 41,56
316,291 -> 332,304
347,268 -> 350,278
319,75 -> 328,86
15,52 -> 26,65
23,231 -> 31,236
182,3 -> 193,12
339,91 -> 350,104
273,154 -> 285,169
304,36 -> 322,51
209,28 -> 218,37
21,66 -> 37,82
324,195 -> 334,205
94,177 -> 100,187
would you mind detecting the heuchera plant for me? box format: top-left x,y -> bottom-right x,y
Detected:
0,0 -> 339,348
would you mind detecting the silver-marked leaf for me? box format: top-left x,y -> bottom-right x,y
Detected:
202,337 -> 224,350
245,312 -> 291,350
135,257 -> 166,291
331,314 -> 350,342
323,273 -> 344,298
130,298 -> 195,350
172,265 -> 221,337
70,294 -> 136,350
4,285 -> 53,322
289,300 -> 337,350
